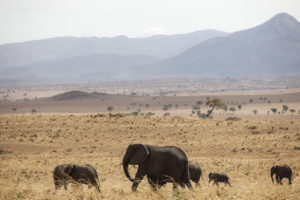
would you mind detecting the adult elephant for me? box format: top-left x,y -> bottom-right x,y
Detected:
122,144 -> 192,191
271,165 -> 292,185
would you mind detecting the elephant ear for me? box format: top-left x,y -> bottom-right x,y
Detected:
129,144 -> 149,165
65,164 -> 75,175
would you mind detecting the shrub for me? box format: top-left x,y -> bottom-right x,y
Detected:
163,112 -> 170,117
226,117 -> 241,121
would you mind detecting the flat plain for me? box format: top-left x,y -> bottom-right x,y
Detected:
0,113 -> 300,199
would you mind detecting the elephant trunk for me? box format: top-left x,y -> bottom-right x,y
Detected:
123,163 -> 134,182
271,171 -> 274,183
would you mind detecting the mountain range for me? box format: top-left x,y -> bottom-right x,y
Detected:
0,12 -> 299,82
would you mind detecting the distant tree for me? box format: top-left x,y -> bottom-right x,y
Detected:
268,100 -> 271,104
229,107 -> 236,113
12,107 -> 17,112
253,109 -> 258,115
196,100 -> 203,106
167,104 -> 172,109
175,104 -> 179,109
192,105 -> 200,110
290,109 -> 295,115
263,97 -> 267,101
145,104 -> 149,108
163,112 -> 170,117
282,105 -> 288,113
270,108 -> 277,114
249,99 -> 253,103
138,103 -> 143,107
146,112 -> 155,116
31,108 -> 37,113
131,102 -> 136,107
223,105 -> 228,112
131,111 -> 139,116
163,105 -> 169,111
206,98 -> 225,117
107,106 -> 113,113
259,97 -> 263,101
237,104 -> 242,110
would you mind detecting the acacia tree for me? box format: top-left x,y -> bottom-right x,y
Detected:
206,98 -> 225,117
282,105 -> 288,114
271,108 -> 277,114
253,109 -> 258,115
290,109 -> 295,115
107,106 -> 113,113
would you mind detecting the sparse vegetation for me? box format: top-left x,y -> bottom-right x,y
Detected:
225,116 -> 241,121
229,107 -> 236,113
253,109 -> 258,115
0,114 -> 299,199
107,106 -> 113,113
270,108 -> 277,114
206,98 -> 225,117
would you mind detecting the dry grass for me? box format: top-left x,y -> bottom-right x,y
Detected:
0,114 -> 299,199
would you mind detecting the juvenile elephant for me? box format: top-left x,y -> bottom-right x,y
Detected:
122,144 -> 192,191
208,172 -> 231,186
189,161 -> 203,186
271,165 -> 292,185
53,164 -> 100,192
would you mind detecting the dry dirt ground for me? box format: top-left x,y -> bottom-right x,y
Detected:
0,114 -> 300,199
1,89 -> 300,121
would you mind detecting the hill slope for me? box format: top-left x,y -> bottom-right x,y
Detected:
147,13 -> 300,78
0,30 -> 227,70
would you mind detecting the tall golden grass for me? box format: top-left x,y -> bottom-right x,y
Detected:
0,114 -> 299,199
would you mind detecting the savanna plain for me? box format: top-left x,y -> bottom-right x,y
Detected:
1,113 -> 300,200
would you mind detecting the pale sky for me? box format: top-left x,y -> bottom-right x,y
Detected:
0,0 -> 300,44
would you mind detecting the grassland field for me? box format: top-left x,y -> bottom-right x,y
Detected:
0,113 -> 300,200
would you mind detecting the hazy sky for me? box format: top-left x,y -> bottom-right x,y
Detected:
0,0 -> 300,44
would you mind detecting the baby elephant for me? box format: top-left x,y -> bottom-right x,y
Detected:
208,172 -> 231,186
189,161 -> 203,186
53,164 -> 100,192
271,165 -> 292,185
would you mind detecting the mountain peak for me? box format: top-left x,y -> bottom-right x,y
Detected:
265,12 -> 300,31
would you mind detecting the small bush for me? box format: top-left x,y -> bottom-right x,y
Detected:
226,117 -> 241,121
294,146 -> 300,150
163,112 -> 170,117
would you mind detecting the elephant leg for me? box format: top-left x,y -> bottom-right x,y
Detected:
288,177 -> 292,185
173,183 -> 178,190
185,181 -> 192,189
179,182 -> 185,189
279,177 -> 283,185
158,180 -> 167,188
63,182 -> 68,190
147,175 -> 158,191
226,181 -> 231,187
132,167 -> 146,192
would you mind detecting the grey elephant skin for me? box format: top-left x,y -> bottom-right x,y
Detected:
271,165 -> 292,185
208,172 -> 231,186
189,161 -> 203,186
53,164 -> 100,192
122,144 -> 192,191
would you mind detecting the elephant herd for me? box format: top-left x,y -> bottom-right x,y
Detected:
53,144 -> 293,193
